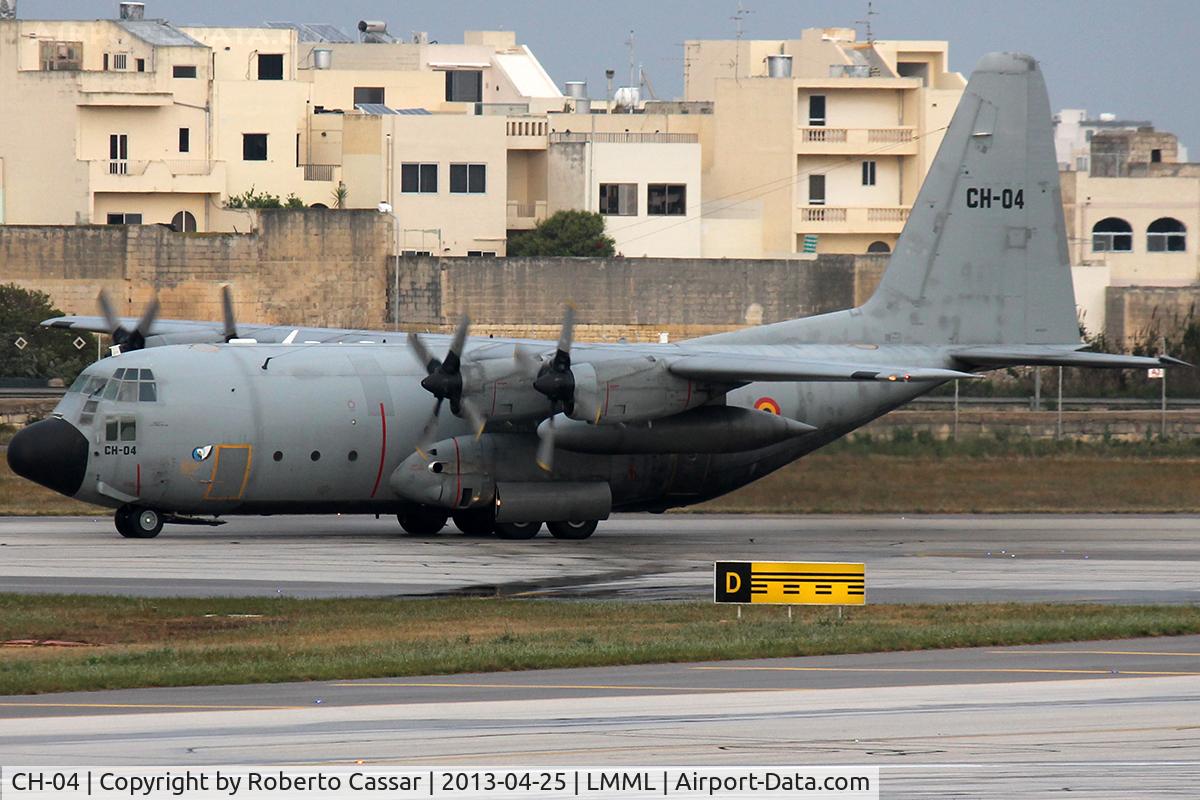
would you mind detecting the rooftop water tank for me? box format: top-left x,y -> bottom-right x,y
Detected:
766,54 -> 793,78
312,48 -> 332,70
613,86 -> 640,110
564,81 -> 587,99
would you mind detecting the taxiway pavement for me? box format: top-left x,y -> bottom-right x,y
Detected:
1,513 -> 1198,602
2,636 -> 1199,796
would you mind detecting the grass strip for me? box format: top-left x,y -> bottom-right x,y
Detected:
2,594 -> 1199,695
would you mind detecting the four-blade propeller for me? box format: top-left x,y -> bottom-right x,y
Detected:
531,305 -> 576,472
97,289 -> 159,354
407,315 -> 487,457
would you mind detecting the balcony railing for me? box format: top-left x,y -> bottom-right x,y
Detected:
507,199 -> 548,228
163,159 -> 213,175
796,126 -> 917,152
549,132 -> 699,144
103,160 -> 148,176
303,164 -> 337,181
506,119 -> 548,137
798,206 -> 911,228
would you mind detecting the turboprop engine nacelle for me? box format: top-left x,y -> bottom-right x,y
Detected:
569,356 -> 719,425
388,435 -> 612,523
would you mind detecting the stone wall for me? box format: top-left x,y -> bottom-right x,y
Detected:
1106,285 -> 1200,347
2,209 -> 391,330
392,254 -> 885,340
858,408 -> 1200,442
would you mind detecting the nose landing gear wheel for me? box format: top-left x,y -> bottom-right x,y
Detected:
397,508 -> 448,535
547,520 -> 598,540
115,504 -> 163,539
494,521 -> 542,540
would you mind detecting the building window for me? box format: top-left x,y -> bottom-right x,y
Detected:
353,86 -> 385,105
867,240 -> 891,254
136,58 -> 145,72
861,160 -> 876,186
112,53 -> 128,71
40,41 -> 82,71
466,251 -> 497,257
402,250 -> 433,256
401,163 -> 438,194
808,95 -> 826,126
1147,218 -> 1186,252
171,211 -> 197,232
599,183 -> 638,216
1151,149 -> 1163,164
173,64 -> 197,78
242,133 -> 268,161
1092,217 -> 1132,252
808,174 -> 826,206
445,70 -> 483,103
257,53 -> 284,80
178,127 -> 190,153
106,213 -> 143,225
648,184 -> 686,216
450,163 -> 486,194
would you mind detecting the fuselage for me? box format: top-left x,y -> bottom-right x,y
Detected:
16,337 -> 948,519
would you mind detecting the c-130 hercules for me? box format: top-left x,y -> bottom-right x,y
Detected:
8,53 -> 1187,540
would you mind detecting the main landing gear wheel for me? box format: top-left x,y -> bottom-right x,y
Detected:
397,507 -> 448,535
115,504 -> 163,539
494,521 -> 542,540
547,520 -> 598,540
452,508 -> 496,536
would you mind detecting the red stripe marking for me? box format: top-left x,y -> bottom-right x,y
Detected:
369,402 -> 387,498
135,464 -> 141,496
452,436 -> 462,507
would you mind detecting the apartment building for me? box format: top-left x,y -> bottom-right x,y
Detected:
684,27 -> 965,256
0,2 -> 564,246
1058,126 -> 1199,333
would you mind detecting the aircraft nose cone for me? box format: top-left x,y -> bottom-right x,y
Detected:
6,417 -> 89,498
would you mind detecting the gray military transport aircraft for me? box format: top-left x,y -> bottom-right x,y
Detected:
7,53 -> 1187,540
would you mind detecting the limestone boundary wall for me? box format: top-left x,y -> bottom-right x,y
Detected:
1,210 -> 391,331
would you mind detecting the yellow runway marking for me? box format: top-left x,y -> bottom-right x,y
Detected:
989,649 -> 1200,657
690,666 -> 1200,676
0,702 -> 306,711
331,682 -> 804,692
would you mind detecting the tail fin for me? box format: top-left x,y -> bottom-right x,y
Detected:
862,52 -> 1078,345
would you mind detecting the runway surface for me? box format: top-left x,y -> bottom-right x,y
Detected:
2,636 -> 1200,796
1,513 -> 1198,602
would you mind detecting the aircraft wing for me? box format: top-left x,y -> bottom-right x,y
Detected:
950,346 -> 1192,370
668,355 -> 976,383
41,315 -> 395,345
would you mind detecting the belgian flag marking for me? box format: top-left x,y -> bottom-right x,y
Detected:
714,561 -> 866,605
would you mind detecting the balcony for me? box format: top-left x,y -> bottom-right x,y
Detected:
506,117 -> 549,150
77,72 -> 171,106
89,159 -> 225,194
795,205 -> 911,233
795,126 -> 918,155
302,164 -> 338,182
507,200 -> 548,230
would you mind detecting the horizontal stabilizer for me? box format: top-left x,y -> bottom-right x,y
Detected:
669,356 -> 976,384
951,346 -> 1193,370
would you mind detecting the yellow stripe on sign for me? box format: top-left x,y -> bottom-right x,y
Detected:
714,561 -> 866,605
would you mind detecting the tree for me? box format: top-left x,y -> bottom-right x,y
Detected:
0,284 -> 94,382
507,210 -> 615,257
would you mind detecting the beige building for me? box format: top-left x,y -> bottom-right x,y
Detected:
0,4 -> 563,246
1060,126 -> 1199,335
1,9 -> 965,261
683,27 -> 965,256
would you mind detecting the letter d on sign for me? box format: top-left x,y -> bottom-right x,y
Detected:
714,561 -> 753,603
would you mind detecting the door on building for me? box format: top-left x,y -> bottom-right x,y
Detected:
109,134 -> 129,174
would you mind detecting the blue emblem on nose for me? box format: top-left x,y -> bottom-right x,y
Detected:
192,445 -> 213,462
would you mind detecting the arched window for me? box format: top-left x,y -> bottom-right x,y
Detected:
866,240 -> 891,254
1092,217 -> 1132,253
171,210 -> 197,232
1147,217 -> 1186,252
